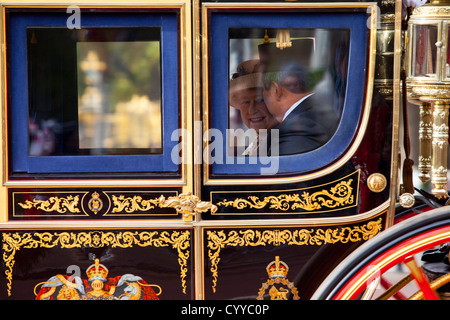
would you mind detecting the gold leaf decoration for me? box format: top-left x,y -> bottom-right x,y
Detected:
206,218 -> 382,293
216,179 -> 354,212
111,195 -> 164,213
159,192 -> 218,221
18,195 -> 81,213
2,230 -> 190,296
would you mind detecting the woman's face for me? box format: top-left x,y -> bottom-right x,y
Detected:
235,88 -> 278,131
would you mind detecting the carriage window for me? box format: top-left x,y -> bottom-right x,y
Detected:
411,24 -> 438,78
228,28 -> 349,156
27,27 -> 162,157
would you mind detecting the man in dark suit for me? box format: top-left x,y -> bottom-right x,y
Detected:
259,41 -> 340,156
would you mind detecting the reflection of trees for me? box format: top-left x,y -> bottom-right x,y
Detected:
106,42 -> 161,110
77,42 -> 162,151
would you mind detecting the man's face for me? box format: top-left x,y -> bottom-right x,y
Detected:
262,84 -> 278,119
235,88 -> 278,130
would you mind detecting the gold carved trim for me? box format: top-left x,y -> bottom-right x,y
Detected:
158,192 -> 217,221
413,5 -> 450,17
206,218 -> 383,293
2,230 -> 190,296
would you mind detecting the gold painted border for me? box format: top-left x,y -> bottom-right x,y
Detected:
201,2 -> 378,186
0,0 -> 193,190
210,170 -> 360,215
2,228 -> 191,297
204,213 -> 385,294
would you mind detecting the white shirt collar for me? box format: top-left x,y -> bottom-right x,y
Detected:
282,93 -> 314,121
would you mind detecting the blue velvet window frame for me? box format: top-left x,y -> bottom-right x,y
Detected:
8,10 -> 180,174
208,11 -> 370,176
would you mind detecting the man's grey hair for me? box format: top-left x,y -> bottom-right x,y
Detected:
261,62 -> 308,94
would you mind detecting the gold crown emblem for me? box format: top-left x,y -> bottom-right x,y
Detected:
266,256 -> 289,278
86,259 -> 109,281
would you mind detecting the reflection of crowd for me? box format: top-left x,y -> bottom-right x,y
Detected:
229,39 -> 341,156
29,119 -> 57,156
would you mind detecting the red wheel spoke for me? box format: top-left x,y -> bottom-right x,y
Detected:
404,256 -> 440,300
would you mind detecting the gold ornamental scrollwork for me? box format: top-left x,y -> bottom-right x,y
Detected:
216,179 -> 354,212
112,192 -> 217,221
15,191 -> 216,221
2,230 -> 191,297
18,195 -> 81,213
206,218 -> 383,293
111,195 -> 164,213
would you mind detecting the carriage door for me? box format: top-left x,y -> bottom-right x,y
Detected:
196,2 -> 394,300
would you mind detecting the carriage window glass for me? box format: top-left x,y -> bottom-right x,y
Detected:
411,24 -> 438,78
228,28 -> 349,156
27,27 -> 162,157
447,25 -> 450,78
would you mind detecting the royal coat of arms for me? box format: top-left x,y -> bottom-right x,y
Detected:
34,259 -> 161,300
257,256 -> 300,300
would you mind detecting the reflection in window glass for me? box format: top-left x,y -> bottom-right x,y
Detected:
447,26 -> 450,78
228,28 -> 349,156
77,42 -> 162,152
411,24 -> 438,78
27,28 -> 162,157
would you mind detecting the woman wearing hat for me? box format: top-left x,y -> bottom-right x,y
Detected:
229,59 -> 279,156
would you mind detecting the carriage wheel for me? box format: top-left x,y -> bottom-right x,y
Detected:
312,206 -> 450,300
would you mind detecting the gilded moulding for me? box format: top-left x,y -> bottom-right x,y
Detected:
412,5 -> 450,17
409,84 -> 450,100
206,218 -> 383,293
2,230 -> 191,296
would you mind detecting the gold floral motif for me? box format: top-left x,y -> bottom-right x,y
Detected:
206,218 -> 382,293
216,180 -> 354,212
111,195 -> 164,213
15,192 -> 221,219
111,192 -> 217,221
2,230 -> 190,296
18,195 -> 80,213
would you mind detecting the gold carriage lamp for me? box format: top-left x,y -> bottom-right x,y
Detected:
407,0 -> 450,199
